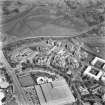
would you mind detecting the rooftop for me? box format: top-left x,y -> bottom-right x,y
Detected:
35,78 -> 75,105
84,66 -> 103,81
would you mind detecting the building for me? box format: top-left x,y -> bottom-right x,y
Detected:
93,102 -> 102,105
91,57 -> 105,69
0,89 -> 5,105
83,102 -> 91,105
35,78 -> 75,105
102,93 -> 105,102
83,66 -> 103,81
101,72 -> 105,83
0,75 -> 9,89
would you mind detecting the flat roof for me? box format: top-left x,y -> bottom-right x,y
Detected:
35,79 -> 75,105
84,66 -> 103,80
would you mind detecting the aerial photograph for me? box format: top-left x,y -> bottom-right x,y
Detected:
0,0 -> 105,105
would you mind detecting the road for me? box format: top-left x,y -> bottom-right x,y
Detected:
0,49 -> 28,105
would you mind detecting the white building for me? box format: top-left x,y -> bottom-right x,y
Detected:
0,89 -> 5,105
83,66 -> 103,81
91,57 -> 105,69
0,76 -> 9,89
101,72 -> 105,83
102,93 -> 105,102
